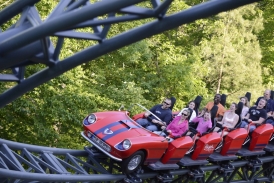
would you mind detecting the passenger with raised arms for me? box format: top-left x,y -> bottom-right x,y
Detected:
214,102 -> 239,136
190,109 -> 212,136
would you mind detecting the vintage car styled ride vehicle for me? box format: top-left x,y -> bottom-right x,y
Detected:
81,102 -> 274,174
81,104 -> 224,174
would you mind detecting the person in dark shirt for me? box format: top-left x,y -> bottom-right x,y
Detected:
240,98 -> 267,132
255,90 -> 274,126
255,89 -> 274,114
136,98 -> 173,132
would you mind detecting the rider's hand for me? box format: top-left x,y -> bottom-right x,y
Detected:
199,110 -> 205,116
161,126 -> 166,130
248,119 -> 252,123
144,112 -> 150,118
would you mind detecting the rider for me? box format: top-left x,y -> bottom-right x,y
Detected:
186,109 -> 212,153
214,102 -> 239,136
177,100 -> 197,122
136,98 -> 173,132
204,94 -> 226,121
160,109 -> 190,141
240,98 -> 267,132
190,109 -> 212,136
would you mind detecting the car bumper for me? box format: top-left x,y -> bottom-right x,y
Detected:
81,131 -> 122,161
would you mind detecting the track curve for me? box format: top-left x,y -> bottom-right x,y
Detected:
0,0 -> 269,182
1,138 -> 274,182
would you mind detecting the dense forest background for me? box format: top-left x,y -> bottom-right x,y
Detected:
0,0 -> 273,149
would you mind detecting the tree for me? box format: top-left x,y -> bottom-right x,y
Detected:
196,4 -> 264,104
257,0 -> 274,87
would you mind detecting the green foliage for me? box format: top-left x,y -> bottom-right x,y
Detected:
257,0 -> 274,87
0,0 -> 272,149
196,4 -> 264,104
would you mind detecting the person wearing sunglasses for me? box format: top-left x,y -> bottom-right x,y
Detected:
154,109 -> 190,141
136,98 -> 173,132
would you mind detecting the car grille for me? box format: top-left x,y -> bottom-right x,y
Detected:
87,131 -> 111,152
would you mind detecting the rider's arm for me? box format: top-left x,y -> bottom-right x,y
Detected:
243,113 -> 250,121
220,112 -> 227,124
153,120 -> 166,126
231,114 -> 239,128
252,117 -> 266,124
191,117 -> 200,123
208,120 -> 213,129
144,111 -> 150,118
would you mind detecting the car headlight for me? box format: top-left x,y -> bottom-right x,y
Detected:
122,139 -> 131,150
87,114 -> 96,124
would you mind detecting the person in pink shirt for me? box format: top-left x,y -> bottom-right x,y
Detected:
154,109 -> 190,141
191,109 -> 212,135
185,110 -> 213,154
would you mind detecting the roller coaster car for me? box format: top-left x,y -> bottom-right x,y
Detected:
81,105 -> 194,174
185,127 -> 222,160
248,123 -> 273,151
219,123 -> 273,156
220,128 -> 248,156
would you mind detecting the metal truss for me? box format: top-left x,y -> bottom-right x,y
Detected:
0,0 -> 259,108
1,0 -> 270,182
1,138 -> 274,183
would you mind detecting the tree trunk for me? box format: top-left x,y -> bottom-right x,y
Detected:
216,64 -> 223,94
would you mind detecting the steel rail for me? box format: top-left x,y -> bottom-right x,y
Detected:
0,138 -> 87,156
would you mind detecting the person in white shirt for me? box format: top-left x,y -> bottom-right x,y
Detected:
239,96 -> 249,119
178,101 -> 197,122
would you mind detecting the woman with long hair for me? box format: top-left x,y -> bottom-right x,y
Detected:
155,109 -> 190,141
239,96 -> 250,118
178,100 -> 197,122
214,102 -> 239,136
191,109 -> 212,135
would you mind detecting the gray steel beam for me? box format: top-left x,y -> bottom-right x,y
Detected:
0,0 -> 143,56
0,138 -> 273,182
0,0 -> 271,182
0,0 -> 40,25
0,138 -> 87,156
0,168 -> 126,182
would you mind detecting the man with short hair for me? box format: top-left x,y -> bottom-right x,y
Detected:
255,89 -> 274,126
204,94 -> 226,120
255,89 -> 274,113
136,98 -> 173,132
240,98 -> 267,132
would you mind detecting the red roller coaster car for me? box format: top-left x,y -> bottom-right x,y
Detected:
81,104 -> 274,174
81,104 -> 222,174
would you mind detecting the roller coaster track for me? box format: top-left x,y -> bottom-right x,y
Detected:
0,0 -> 269,182
1,138 -> 274,183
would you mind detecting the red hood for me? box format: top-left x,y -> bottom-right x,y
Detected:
83,111 -> 160,145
